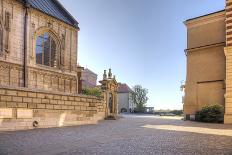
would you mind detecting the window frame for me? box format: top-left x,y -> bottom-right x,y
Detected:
5,11 -> 10,51
34,29 -> 61,69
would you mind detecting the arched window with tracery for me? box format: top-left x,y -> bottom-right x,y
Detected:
35,32 -> 59,68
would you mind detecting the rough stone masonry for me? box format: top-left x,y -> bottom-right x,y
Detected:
0,0 -> 118,131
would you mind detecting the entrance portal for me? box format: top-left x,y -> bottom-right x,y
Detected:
99,69 -> 118,119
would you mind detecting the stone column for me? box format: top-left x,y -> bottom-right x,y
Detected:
77,66 -> 84,94
224,0 -> 232,124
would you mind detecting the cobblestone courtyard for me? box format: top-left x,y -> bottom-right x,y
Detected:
0,115 -> 232,155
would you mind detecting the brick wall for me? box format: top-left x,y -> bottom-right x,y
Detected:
0,86 -> 106,131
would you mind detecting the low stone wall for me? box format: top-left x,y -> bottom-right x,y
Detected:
0,86 -> 106,131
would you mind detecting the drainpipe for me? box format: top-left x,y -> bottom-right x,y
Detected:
23,2 -> 29,87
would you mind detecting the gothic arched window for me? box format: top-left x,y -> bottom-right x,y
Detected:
36,32 -> 59,68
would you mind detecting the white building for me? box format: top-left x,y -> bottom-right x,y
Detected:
118,83 -> 135,113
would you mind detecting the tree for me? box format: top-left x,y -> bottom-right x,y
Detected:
82,88 -> 102,98
130,85 -> 149,112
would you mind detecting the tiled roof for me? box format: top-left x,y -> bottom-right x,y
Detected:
84,68 -> 98,76
19,0 -> 79,29
118,83 -> 132,93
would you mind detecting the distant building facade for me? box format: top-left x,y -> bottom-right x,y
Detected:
118,83 -> 134,113
82,68 -> 98,89
184,0 -> 232,124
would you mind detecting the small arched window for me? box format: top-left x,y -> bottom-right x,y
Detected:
36,32 -> 59,68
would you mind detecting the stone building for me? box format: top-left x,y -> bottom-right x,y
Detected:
0,0 -> 79,93
82,68 -> 98,89
0,0 -> 119,131
184,0 -> 232,124
117,83 -> 134,113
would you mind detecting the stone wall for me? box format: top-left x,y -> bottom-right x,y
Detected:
0,60 -> 24,87
0,86 -> 106,131
224,0 -> 232,124
28,67 -> 77,94
184,11 -> 226,116
0,1 -> 119,130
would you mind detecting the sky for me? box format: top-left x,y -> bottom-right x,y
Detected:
59,0 -> 225,110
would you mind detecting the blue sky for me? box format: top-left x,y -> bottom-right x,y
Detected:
60,0 -> 224,110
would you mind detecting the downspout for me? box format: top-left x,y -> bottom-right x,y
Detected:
23,2 -> 29,87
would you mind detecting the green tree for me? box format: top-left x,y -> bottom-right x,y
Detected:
82,88 -> 102,98
130,85 -> 148,112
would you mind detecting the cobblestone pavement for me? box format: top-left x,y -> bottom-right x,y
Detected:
0,114 -> 232,155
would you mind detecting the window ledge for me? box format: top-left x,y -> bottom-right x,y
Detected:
29,64 -> 76,76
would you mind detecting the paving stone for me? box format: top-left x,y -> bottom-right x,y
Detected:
0,115 -> 232,155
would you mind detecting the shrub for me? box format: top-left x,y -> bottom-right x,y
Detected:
82,88 -> 102,98
197,104 -> 224,123
133,107 -> 146,113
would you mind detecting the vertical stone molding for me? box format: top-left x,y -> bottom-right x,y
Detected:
224,0 -> 232,124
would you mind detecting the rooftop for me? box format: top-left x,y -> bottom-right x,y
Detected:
18,0 -> 79,29
185,9 -> 225,22
118,83 -> 132,93
83,68 -> 98,76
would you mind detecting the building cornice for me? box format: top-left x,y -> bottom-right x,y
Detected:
184,11 -> 225,28
185,42 -> 225,53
